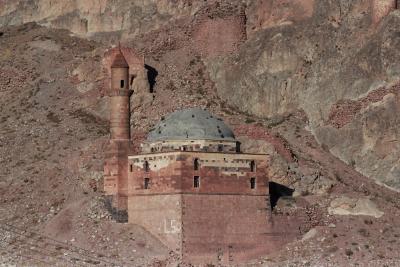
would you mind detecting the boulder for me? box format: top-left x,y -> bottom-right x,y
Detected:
328,196 -> 384,218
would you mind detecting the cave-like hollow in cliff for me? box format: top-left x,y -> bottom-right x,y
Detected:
269,182 -> 294,210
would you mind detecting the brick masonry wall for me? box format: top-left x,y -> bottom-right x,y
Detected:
128,194 -> 182,250
128,152 -> 269,195
127,151 -> 282,263
104,140 -> 133,212
181,194 -> 274,265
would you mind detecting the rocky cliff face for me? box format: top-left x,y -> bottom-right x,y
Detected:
206,1 -> 400,190
0,0 -> 206,39
1,0 -> 400,266
1,0 -> 399,188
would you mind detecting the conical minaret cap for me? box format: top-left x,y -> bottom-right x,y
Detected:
111,46 -> 129,68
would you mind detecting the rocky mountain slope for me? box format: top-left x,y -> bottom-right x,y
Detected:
1,0 -> 400,266
207,1 -> 400,190
3,0 -> 398,190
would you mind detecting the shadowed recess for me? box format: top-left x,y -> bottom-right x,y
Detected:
269,182 -> 294,210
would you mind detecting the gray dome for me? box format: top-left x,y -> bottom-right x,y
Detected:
147,108 -> 236,141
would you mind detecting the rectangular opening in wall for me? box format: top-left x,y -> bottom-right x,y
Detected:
250,177 -> 256,189
218,144 -> 223,152
129,164 -> 133,172
236,142 -> 241,153
144,178 -> 150,189
120,80 -> 125,88
193,176 -> 200,188
250,160 -> 256,172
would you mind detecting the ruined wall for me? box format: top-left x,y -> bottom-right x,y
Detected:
191,2 -> 246,58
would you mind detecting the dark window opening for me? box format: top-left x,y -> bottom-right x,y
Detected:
250,160 -> 256,172
269,182 -> 294,210
250,177 -> 256,189
120,80 -> 125,88
129,164 -> 133,172
194,158 -> 199,170
144,178 -> 150,189
144,161 -> 149,172
193,176 -> 200,188
218,144 -> 223,152
236,142 -> 241,153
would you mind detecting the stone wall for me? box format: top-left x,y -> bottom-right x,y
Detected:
127,151 -> 275,262
128,194 -> 182,250
181,194 -> 274,264
103,140 -> 132,217
141,139 -> 239,154
128,151 -> 269,194
191,2 -> 246,58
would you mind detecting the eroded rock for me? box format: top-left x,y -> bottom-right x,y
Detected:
328,196 -> 384,218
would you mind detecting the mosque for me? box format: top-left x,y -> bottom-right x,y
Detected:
103,47 -> 294,264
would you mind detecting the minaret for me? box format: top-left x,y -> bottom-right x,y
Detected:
110,45 -> 131,140
104,45 -> 133,222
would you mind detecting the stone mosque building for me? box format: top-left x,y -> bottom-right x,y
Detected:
103,48 -> 294,264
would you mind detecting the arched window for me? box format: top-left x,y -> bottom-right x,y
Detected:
144,161 -> 149,172
250,160 -> 256,172
194,158 -> 199,171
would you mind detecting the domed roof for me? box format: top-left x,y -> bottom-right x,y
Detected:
147,108 -> 236,142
